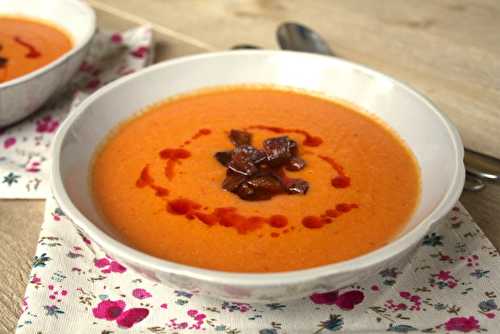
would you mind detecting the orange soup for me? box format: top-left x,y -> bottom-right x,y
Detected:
92,87 -> 420,273
0,16 -> 72,83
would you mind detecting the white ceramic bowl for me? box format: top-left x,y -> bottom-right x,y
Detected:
0,0 -> 95,126
51,51 -> 465,302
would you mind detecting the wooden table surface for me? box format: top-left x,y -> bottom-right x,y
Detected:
1,1 -> 499,332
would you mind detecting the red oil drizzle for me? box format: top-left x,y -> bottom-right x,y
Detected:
14,36 -> 41,58
159,128 -> 212,179
182,128 -> 212,147
135,165 -> 169,197
247,125 -> 323,147
159,148 -> 191,180
302,202 -> 359,229
166,198 -> 289,235
136,127 -> 358,235
159,148 -> 191,160
136,165 -> 153,188
302,216 -> 330,229
192,128 -> 211,140
331,176 -> 350,188
167,198 -> 201,215
336,203 -> 358,213
318,155 -> 351,189
269,215 -> 288,228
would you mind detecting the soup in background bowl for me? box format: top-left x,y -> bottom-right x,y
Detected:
0,0 -> 95,126
51,51 -> 465,302
0,16 -> 73,84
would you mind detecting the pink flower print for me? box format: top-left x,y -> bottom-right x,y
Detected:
335,290 -> 365,310
94,257 -> 127,274
187,309 -> 198,317
47,285 -> 68,303
36,115 -> 59,133
94,258 -> 110,268
310,290 -> 339,305
310,290 -> 364,310
386,292 -> 422,312
168,309 -> 206,330
160,303 -> 168,309
79,61 -> 94,73
30,274 -> 41,285
93,299 -> 126,320
371,285 -> 380,291
460,255 -> 480,267
26,161 -> 41,173
399,291 -> 411,298
3,137 -> 16,149
444,316 -> 480,332
430,270 -> 459,289
437,271 -> 452,280
85,78 -> 101,90
116,308 -> 149,329
186,309 -> 206,330
132,288 -> 152,299
105,261 -> 127,273
131,46 -> 149,58
110,33 -> 123,44
194,313 -> 206,321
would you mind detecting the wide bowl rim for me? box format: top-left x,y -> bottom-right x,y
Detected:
51,50 -> 465,286
0,0 -> 96,90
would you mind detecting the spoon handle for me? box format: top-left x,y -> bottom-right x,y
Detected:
464,149 -> 500,182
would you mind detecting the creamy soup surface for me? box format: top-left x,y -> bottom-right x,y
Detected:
0,16 -> 72,84
92,87 -> 420,273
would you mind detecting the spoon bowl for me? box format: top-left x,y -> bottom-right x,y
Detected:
277,22 -> 334,56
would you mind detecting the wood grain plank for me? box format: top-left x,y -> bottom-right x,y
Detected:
91,0 -> 500,159
0,200 -> 44,333
95,5 -> 208,61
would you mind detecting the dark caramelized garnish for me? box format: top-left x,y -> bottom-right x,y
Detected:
284,178 -> 309,195
263,136 -> 298,166
215,129 -> 310,201
228,145 -> 266,176
214,151 -> 232,166
0,45 -> 7,69
222,171 -> 247,191
285,156 -> 306,171
229,129 -> 252,146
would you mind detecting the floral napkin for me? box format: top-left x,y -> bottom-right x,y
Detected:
0,27 -> 153,199
16,197 -> 500,333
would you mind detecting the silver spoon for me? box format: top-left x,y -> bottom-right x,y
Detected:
276,21 -> 500,192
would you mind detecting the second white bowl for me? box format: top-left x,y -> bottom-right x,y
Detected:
0,0 -> 95,126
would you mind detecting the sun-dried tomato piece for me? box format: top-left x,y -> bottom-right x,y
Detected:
215,129 -> 310,201
222,172 -> 247,192
285,178 -> 309,195
229,129 -> 252,146
286,156 -> 306,171
227,145 -> 266,176
214,151 -> 233,166
263,136 -> 298,166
